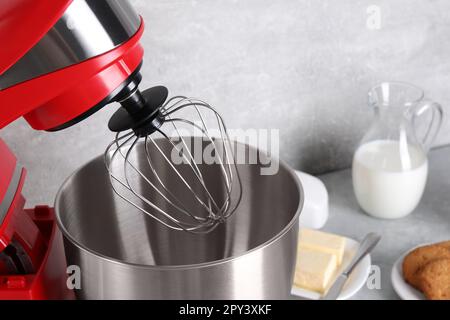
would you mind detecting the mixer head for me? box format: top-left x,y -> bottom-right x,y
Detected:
105,86 -> 242,233
0,0 -> 144,131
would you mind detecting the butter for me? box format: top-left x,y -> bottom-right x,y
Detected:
294,247 -> 337,293
298,228 -> 346,265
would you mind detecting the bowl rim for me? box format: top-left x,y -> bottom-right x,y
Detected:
54,139 -> 304,270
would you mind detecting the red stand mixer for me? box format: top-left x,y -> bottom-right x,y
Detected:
0,0 -> 148,299
0,0 -> 242,299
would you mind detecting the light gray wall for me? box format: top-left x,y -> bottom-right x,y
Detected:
2,0 -> 450,206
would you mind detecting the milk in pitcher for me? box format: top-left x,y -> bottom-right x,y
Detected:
352,140 -> 428,219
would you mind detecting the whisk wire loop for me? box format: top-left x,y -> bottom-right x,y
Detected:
105,96 -> 242,233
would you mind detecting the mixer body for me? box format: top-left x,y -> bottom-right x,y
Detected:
0,140 -> 72,299
0,0 -> 144,131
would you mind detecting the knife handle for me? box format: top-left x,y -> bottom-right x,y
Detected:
343,232 -> 381,276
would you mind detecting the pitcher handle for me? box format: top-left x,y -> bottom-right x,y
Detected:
412,101 -> 444,152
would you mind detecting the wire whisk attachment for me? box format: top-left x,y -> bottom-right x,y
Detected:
105,86 -> 242,233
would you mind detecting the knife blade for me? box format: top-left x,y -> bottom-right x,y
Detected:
322,232 -> 381,300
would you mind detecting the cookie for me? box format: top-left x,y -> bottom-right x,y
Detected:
436,241 -> 450,250
418,258 -> 450,300
402,245 -> 450,289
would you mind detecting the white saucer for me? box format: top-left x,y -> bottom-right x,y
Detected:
291,236 -> 372,300
391,247 -> 426,300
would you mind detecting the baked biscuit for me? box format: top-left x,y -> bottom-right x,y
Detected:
418,258 -> 450,300
402,245 -> 450,289
436,241 -> 450,250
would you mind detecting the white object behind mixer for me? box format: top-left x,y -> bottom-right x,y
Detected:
296,171 -> 329,229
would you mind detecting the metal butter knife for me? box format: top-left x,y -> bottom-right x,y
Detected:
322,232 -> 381,300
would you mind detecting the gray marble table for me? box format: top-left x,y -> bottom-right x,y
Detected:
309,145 -> 450,300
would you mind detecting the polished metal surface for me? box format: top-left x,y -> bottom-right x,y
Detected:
105,97 -> 243,233
0,0 -> 141,89
322,232 -> 381,300
56,139 -> 303,299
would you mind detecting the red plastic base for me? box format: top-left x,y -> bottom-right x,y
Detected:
0,206 -> 74,300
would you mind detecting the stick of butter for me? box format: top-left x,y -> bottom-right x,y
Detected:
294,247 -> 337,294
299,228 -> 346,265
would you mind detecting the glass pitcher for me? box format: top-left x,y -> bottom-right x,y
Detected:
352,82 -> 443,219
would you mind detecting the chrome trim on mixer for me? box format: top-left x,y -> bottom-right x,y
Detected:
0,0 -> 141,89
0,164 -> 22,226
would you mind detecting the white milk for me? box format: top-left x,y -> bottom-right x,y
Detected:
352,140 -> 428,219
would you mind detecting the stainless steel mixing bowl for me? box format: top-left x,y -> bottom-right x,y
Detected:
55,138 -> 303,299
